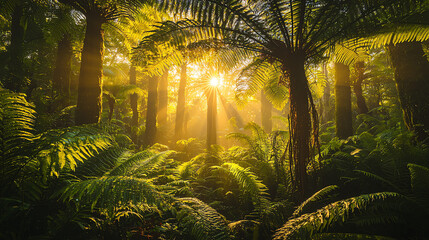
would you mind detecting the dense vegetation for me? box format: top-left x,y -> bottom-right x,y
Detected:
1,0 -> 429,239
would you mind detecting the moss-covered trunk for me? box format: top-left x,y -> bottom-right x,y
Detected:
388,42 -> 429,140
144,75 -> 159,147
5,5 -> 25,92
335,62 -> 353,139
175,63 -> 187,140
53,34 -> 72,106
207,88 -> 217,148
76,14 -> 104,125
261,90 -> 272,133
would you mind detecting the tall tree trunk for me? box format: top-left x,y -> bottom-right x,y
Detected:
388,42 -> 429,140
76,14 -> 104,125
352,61 -> 369,114
175,63 -> 187,140
129,65 -> 138,143
261,90 -> 273,133
335,62 -> 353,139
53,34 -> 72,107
144,75 -> 159,147
285,58 -> 313,199
207,88 -> 217,148
157,69 -> 169,143
5,5 -> 25,92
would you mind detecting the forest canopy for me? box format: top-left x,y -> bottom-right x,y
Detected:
1,0 -> 429,239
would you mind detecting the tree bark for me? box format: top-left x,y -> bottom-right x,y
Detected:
144,75 -> 159,147
76,14 -> 104,125
261,90 -> 273,133
335,62 -> 353,139
388,42 -> 429,140
53,34 -> 72,107
175,63 -> 187,140
352,61 -> 369,114
207,88 -> 217,148
5,5 -> 25,92
285,57 -> 312,199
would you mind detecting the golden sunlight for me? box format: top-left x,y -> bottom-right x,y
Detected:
209,76 -> 222,87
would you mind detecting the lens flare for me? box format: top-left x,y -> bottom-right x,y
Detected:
210,77 -> 221,87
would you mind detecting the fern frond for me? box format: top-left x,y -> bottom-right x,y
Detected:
354,170 -> 402,193
35,126 -> 113,178
312,233 -> 396,240
107,150 -> 154,176
273,192 -> 403,240
61,176 -> 171,209
0,89 -> 35,182
214,163 -> 269,205
407,163 -> 429,206
293,185 -> 339,217
176,197 -> 232,240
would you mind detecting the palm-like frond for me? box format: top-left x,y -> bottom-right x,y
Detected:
176,197 -> 232,240
273,192 -> 403,240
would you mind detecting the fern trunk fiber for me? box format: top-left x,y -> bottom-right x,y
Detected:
175,63 -> 187,140
144,75 -> 159,147
388,42 -> 429,140
53,34 -> 72,107
76,14 -> 104,125
335,62 -> 353,139
285,59 -> 312,199
353,61 -> 368,114
207,88 -> 217,148
158,69 -> 169,144
261,90 -> 273,133
5,5 -> 25,92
